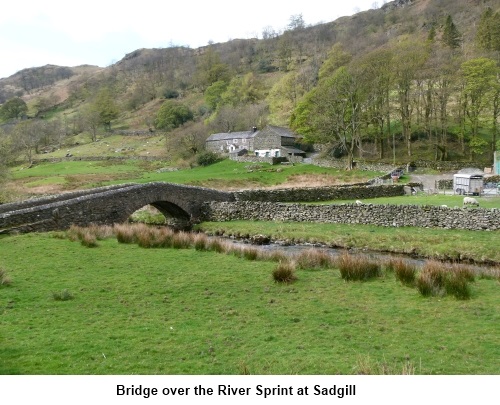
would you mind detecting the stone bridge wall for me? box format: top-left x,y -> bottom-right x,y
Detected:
202,201 -> 500,231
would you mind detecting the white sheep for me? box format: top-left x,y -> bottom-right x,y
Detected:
463,197 -> 479,207
441,205 -> 448,208
355,200 -> 364,206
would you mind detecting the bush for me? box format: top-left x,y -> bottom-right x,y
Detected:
163,89 -> 179,99
337,254 -> 381,281
272,262 -> 297,284
196,151 -> 221,167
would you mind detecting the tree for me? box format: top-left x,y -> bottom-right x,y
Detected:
154,100 -> 193,131
291,66 -> 363,170
220,73 -> 264,107
81,104 -> 102,142
354,48 -> 393,159
287,14 -> 305,31
0,97 -> 28,120
442,15 -> 461,49
460,58 -> 497,159
391,39 -> 429,156
12,120 -> 45,165
92,87 -> 119,130
195,47 -> 231,90
204,80 -> 228,111
476,8 -> 500,52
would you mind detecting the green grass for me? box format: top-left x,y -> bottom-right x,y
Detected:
0,232 -> 498,375
9,159 -> 383,192
195,221 -> 500,264
309,194 -> 500,209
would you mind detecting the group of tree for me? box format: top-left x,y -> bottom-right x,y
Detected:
289,11 -> 500,168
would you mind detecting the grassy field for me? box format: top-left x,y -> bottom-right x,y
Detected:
195,221 -> 500,265
0,231 -> 498,375
7,159 -> 384,197
308,194 -> 500,209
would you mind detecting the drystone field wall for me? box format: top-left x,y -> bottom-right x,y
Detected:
234,184 -> 406,202
202,201 -> 500,231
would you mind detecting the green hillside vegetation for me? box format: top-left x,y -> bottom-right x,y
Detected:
1,0 -> 500,186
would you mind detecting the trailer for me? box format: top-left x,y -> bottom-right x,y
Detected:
453,173 -> 484,196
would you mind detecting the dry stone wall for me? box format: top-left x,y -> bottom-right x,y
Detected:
203,201 -> 500,231
234,184 -> 406,202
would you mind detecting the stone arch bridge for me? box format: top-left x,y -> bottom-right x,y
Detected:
0,182 -> 235,234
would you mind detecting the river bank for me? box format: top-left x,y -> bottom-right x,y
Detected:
194,221 -> 500,268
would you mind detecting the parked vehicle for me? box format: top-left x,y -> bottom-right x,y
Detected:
453,173 -> 484,196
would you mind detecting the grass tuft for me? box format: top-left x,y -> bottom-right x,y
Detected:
295,248 -> 334,270
416,261 -> 474,299
272,261 -> 297,284
337,253 -> 381,281
388,258 -> 417,286
0,268 -> 12,286
52,289 -> 74,301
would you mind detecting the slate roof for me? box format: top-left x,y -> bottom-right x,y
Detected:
206,131 -> 256,142
206,126 -> 297,142
265,125 -> 296,138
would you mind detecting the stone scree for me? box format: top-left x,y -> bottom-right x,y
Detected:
202,201 -> 500,231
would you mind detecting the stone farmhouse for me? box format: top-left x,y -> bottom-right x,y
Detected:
205,125 -> 306,159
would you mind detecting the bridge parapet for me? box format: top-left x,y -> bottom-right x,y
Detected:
0,182 -> 234,233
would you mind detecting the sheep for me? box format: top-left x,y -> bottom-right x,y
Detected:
463,197 -> 479,207
355,200 -> 364,206
441,205 -> 448,208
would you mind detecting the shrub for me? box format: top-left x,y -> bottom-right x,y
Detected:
337,254 -> 381,281
272,262 -> 297,284
196,151 -> 221,167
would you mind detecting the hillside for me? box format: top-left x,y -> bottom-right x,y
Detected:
1,0 -> 500,172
